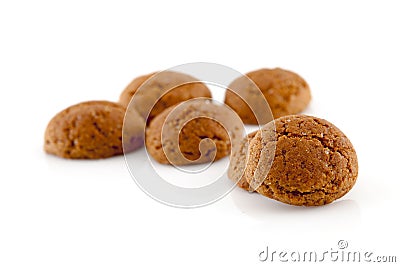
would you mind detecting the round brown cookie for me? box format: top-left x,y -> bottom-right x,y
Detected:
119,72 -> 155,108
44,101 -> 145,159
245,115 -> 358,206
227,131 -> 258,191
225,68 -> 311,124
146,100 -> 242,165
119,71 -> 212,123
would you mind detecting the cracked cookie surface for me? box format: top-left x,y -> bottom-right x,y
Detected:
245,114 -> 358,206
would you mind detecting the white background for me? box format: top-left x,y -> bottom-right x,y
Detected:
1,0 -> 399,266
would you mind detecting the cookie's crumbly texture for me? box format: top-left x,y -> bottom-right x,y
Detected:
228,131 -> 258,191
225,68 -> 311,124
44,101 -> 145,159
146,102 -> 232,165
119,71 -> 212,123
245,115 -> 358,206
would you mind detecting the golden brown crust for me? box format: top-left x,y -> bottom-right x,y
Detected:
225,68 -> 311,124
245,115 -> 358,206
145,103 -> 232,165
44,101 -> 143,159
119,71 -> 212,123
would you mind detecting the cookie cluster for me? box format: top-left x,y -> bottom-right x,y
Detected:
44,71 -> 212,159
44,67 -> 358,206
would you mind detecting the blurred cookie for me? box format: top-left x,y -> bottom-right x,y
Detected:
245,115 -> 358,206
122,105 -> 146,153
227,131 -> 258,191
146,99 -> 242,165
119,71 -> 212,123
44,101 -> 145,159
225,68 -> 311,124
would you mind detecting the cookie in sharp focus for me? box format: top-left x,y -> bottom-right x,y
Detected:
245,114 -> 358,206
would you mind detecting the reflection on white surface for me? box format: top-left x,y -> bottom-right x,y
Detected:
151,156 -> 230,189
230,186 -> 361,228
